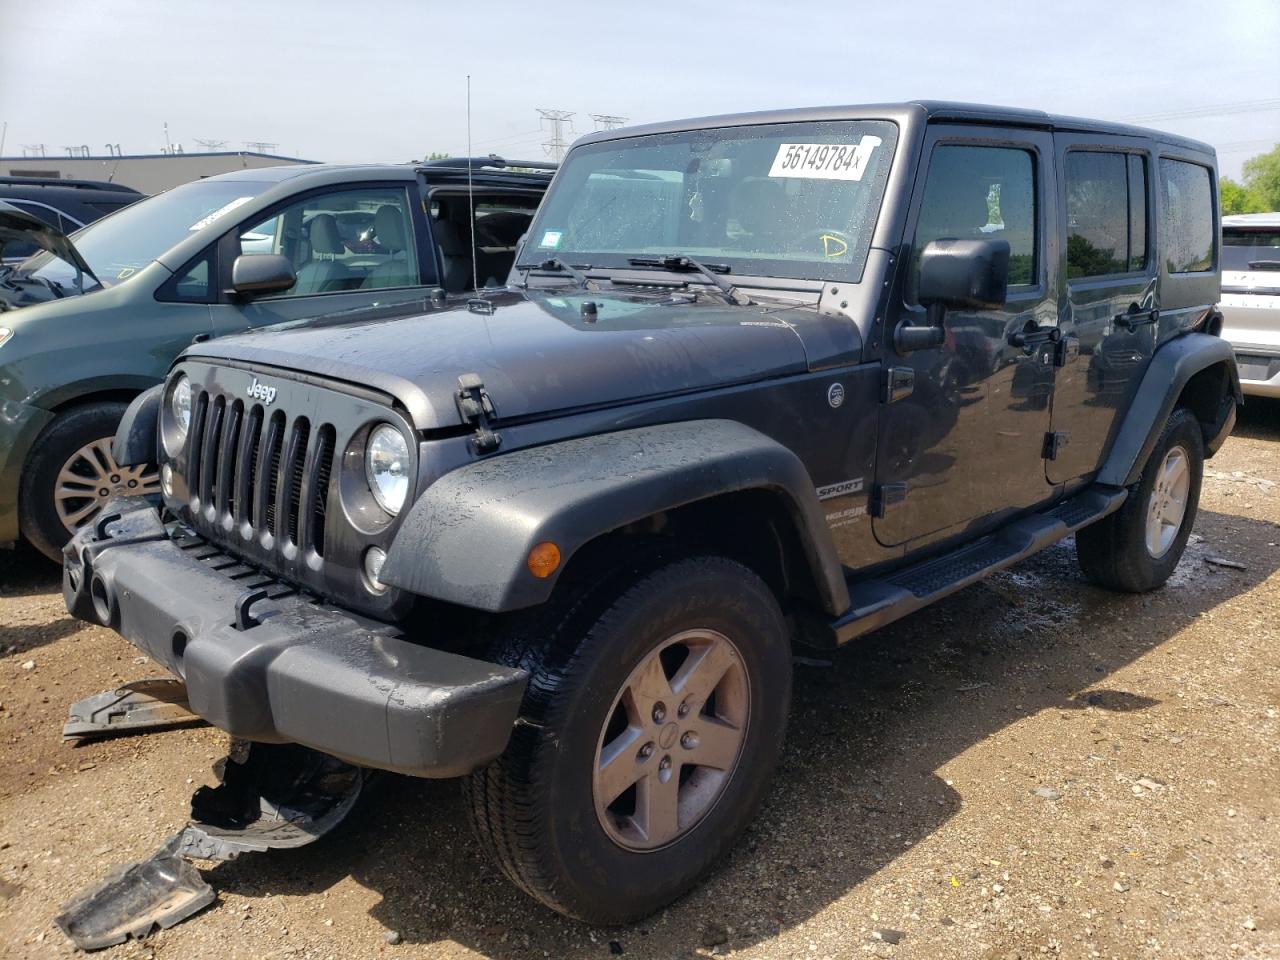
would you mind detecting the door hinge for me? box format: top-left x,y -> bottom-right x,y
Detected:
456,373 -> 502,454
884,366 -> 915,404
870,482 -> 908,518
1042,431 -> 1070,461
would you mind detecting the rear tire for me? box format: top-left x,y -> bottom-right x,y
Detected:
1075,407 -> 1203,592
465,555 -> 792,923
18,402 -> 159,562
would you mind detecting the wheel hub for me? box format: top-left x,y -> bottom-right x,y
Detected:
592,628 -> 750,851
1145,445 -> 1190,559
54,438 -> 161,535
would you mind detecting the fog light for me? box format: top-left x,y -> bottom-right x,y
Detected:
363,546 -> 388,593
161,463 -> 174,497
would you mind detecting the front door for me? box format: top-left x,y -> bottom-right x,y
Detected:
874,127 -> 1059,548
209,183 -> 438,338
1047,138 -> 1157,483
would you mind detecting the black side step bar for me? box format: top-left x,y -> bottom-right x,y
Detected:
830,484 -> 1128,645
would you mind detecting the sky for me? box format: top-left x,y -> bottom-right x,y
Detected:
1,0 -> 1277,179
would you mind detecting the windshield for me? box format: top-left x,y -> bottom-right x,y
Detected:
1223,229 -> 1280,272
21,179 -> 272,290
526,120 -> 897,284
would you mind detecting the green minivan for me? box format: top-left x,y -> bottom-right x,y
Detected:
0,159 -> 552,559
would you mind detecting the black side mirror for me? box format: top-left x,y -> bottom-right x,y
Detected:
231,254 -> 296,296
918,238 -> 1011,311
895,238 -> 1011,355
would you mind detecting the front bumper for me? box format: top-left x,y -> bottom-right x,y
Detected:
63,500 -> 529,777
0,398 -> 55,545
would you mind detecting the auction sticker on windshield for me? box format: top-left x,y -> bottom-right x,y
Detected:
188,197 -> 255,232
769,135 -> 882,181
539,230 -> 563,249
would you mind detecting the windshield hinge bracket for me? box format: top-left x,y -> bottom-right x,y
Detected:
456,374 -> 502,454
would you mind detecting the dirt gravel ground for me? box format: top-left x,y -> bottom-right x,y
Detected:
2,403 -> 1278,960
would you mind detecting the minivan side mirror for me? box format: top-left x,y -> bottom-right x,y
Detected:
231,254 -> 296,296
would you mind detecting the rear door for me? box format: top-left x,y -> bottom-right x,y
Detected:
1047,137 -> 1156,483
873,126 -> 1059,547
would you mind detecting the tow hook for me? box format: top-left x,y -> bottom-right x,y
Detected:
54,742 -> 364,950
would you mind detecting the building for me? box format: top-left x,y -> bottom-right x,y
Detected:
0,151 -> 319,194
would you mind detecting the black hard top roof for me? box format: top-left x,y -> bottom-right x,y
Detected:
576,100 -> 1215,155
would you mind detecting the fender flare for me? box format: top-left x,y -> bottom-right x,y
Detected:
1097,333 -> 1241,488
380,419 -> 850,615
112,384 -> 162,467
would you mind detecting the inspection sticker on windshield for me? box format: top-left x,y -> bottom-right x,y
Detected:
768,135 -> 882,181
188,196 -> 255,231
539,230 -> 563,249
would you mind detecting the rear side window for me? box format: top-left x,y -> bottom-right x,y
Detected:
1222,229 -> 1280,272
1065,151 -> 1148,279
910,144 -> 1038,301
1159,159 -> 1214,273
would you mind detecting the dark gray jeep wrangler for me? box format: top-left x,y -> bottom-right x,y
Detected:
66,102 -> 1238,923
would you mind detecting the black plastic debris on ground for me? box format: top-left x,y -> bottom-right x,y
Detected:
62,679 -> 207,743
55,742 -> 363,950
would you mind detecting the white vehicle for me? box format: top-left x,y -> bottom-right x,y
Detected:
1220,212 -> 1280,397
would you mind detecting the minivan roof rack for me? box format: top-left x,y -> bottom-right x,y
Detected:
0,176 -> 142,194
420,154 -> 558,173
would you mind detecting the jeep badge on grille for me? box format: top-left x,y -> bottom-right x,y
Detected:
247,377 -> 277,405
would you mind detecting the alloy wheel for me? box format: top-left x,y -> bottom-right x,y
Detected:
592,628 -> 750,851
1145,445 -> 1190,559
53,438 -> 160,534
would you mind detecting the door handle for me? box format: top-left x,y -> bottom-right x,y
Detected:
1008,320 -> 1061,351
1114,304 -> 1159,331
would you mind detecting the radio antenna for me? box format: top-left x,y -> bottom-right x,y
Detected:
467,75 -> 480,292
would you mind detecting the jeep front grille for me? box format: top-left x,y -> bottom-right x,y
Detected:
186,389 -> 336,559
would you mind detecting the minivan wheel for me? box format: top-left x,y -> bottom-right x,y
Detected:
466,555 -> 792,924
1075,407 -> 1204,592
18,402 -> 160,562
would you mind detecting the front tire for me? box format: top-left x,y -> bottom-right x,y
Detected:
1075,407 -> 1204,592
466,555 -> 792,924
18,402 -> 160,562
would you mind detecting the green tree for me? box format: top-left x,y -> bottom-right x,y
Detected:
1241,144 -> 1280,210
1220,176 -> 1268,215
424,151 -> 450,161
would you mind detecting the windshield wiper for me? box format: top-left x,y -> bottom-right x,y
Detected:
627,255 -> 752,305
517,257 -> 591,289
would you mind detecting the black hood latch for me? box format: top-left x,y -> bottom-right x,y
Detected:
456,373 -> 502,454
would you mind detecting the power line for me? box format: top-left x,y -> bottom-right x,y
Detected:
1120,98 -> 1280,124
537,108 -> 576,162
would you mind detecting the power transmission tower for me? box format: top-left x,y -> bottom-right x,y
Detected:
243,141 -> 279,153
590,114 -> 628,131
21,144 -> 46,157
537,108 -> 576,162
194,138 -> 227,151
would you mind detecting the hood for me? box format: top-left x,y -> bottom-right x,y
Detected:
0,201 -> 99,311
189,289 -> 819,429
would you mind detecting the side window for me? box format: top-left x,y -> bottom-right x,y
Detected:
1159,159 -> 1214,273
156,250 -> 213,303
236,187 -> 421,297
910,144 -> 1037,302
1065,151 -> 1149,279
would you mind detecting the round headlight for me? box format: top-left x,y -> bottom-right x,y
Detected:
170,374 -> 192,438
365,424 -> 410,515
